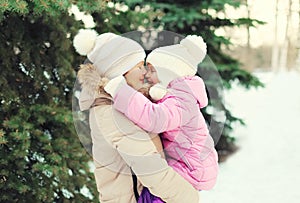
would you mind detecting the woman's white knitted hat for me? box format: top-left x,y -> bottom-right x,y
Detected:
73,29 -> 146,79
146,35 -> 207,87
73,29 -> 146,110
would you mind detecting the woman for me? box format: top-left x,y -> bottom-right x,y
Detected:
104,35 -> 218,202
73,29 -> 200,203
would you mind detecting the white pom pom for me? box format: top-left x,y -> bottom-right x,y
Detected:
185,35 -> 207,54
73,29 -> 98,55
180,35 -> 207,63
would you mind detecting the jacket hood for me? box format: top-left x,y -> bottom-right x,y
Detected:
168,76 -> 208,108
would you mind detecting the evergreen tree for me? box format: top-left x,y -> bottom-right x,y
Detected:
0,0 -> 109,202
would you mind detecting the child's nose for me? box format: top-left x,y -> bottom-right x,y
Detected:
145,71 -> 151,78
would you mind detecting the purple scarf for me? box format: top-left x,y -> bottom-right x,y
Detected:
137,187 -> 165,203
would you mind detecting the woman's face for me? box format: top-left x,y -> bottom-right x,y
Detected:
124,61 -> 147,90
145,63 -> 159,85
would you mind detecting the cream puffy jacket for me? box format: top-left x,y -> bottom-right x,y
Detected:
89,97 -> 199,203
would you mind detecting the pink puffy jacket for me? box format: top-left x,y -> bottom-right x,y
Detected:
113,76 -> 219,190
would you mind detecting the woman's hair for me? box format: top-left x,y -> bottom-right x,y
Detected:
77,63 -> 109,96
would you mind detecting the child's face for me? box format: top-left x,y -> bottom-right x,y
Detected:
124,61 -> 147,90
145,63 -> 159,85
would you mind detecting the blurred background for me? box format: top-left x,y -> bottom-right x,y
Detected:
1,0 -> 299,202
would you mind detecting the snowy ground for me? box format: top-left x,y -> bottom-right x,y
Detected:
201,70 -> 300,203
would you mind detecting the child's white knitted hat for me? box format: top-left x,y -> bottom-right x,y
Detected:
146,35 -> 207,88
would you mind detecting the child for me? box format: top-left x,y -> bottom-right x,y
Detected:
105,35 -> 218,201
